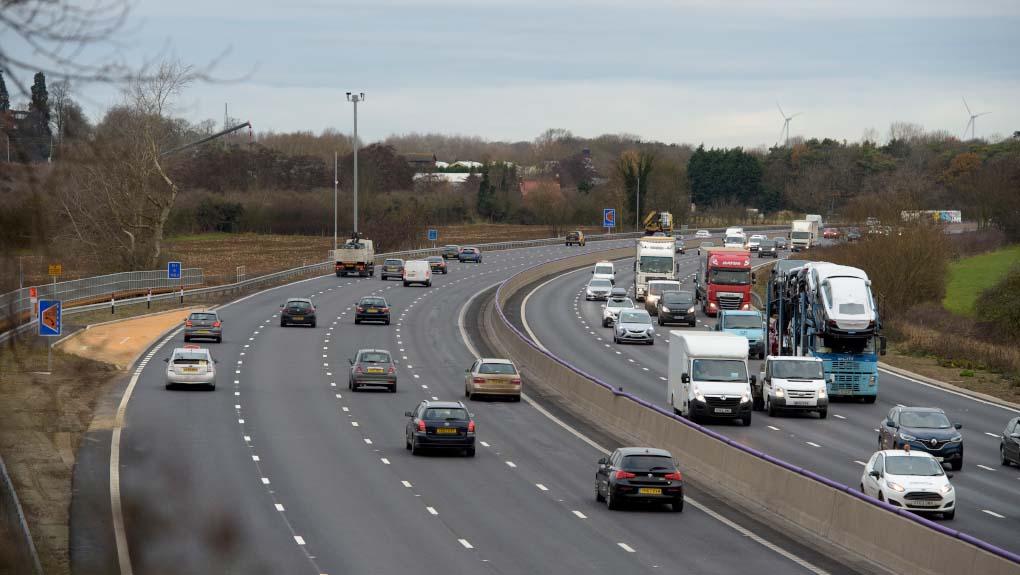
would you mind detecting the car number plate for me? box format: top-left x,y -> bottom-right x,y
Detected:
638,488 -> 662,495
367,308 -> 377,313
714,408 -> 733,414
183,367 -> 198,373
435,427 -> 457,435
367,368 -> 384,374
912,500 -> 940,507
292,316 -> 304,321
789,399 -> 811,406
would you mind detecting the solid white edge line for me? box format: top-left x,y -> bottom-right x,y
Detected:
456,268 -> 830,575
879,367 -> 1020,414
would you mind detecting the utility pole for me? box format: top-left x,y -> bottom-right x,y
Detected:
346,92 -> 365,234
635,174 -> 641,232
333,150 -> 339,250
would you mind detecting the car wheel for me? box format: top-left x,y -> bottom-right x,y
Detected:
216,336 -> 222,343
1002,445 -> 1012,466
405,434 -> 412,450
603,319 -> 609,327
863,395 -> 877,404
672,498 -> 684,513
658,317 -> 664,326
465,386 -> 472,399
403,281 -> 409,287
207,383 -> 216,391
766,395 -> 776,417
385,319 -> 391,325
595,481 -> 605,502
280,321 -> 286,327
859,483 -> 865,494
355,318 -> 361,325
613,336 -> 619,344
410,437 -> 421,455
183,335 -> 190,342
390,384 -> 397,393
943,509 -> 955,520
878,492 -> 884,502
310,320 -> 316,328
741,413 -> 752,426
165,383 -> 173,390
606,489 -> 621,510
818,409 -> 828,419
950,458 -> 963,471
465,448 -> 476,458
648,339 -> 654,345
348,378 -> 353,390
426,281 -> 432,287
512,394 -> 521,402
352,381 -> 360,392
443,270 -> 448,274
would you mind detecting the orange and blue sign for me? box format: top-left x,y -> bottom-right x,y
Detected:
603,208 -> 616,228
38,300 -> 61,337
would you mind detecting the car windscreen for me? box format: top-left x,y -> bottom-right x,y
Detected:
709,269 -> 751,285
189,313 -> 217,321
286,301 -> 311,310
618,311 -> 650,324
772,361 -> 824,380
360,352 -> 391,364
662,292 -> 694,305
760,241 -> 775,248
384,259 -> 403,265
424,407 -> 469,420
725,236 -> 744,244
791,231 -> 811,239
692,359 -> 747,383
638,256 -> 673,273
900,411 -> 952,429
594,265 -> 613,276
607,298 -> 633,308
648,282 -> 680,296
724,315 -> 761,329
479,363 -> 517,375
360,298 -> 386,307
589,279 -> 612,288
621,455 -> 675,471
427,256 -> 443,262
884,456 -> 944,477
463,248 -> 478,253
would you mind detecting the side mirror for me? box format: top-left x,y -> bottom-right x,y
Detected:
953,423 -> 962,430
404,411 -> 414,417
869,470 -> 881,479
885,419 -> 897,428
597,457 -> 608,466
750,375 -> 757,386
591,270 -> 595,274
163,358 -> 169,363
348,358 -> 354,365
946,473 -> 954,479
681,373 -> 690,383
601,305 -> 606,309
279,304 -> 284,308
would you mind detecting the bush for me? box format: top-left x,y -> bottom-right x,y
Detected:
975,264 -> 1020,342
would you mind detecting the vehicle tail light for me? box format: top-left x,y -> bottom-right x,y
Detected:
472,377 -> 486,384
355,366 -> 363,373
381,307 -> 389,312
212,321 -> 221,327
356,306 -> 365,312
615,470 -> 636,480
417,419 -> 426,432
665,471 -> 682,481
387,366 -> 395,374
467,420 -> 475,433
185,320 -> 193,327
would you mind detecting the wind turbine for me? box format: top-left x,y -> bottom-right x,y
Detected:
962,97 -> 990,140
777,103 -> 802,147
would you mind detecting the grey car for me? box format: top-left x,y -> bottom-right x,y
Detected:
349,349 -> 397,392
184,311 -> 222,343
614,309 -> 655,345
380,258 -> 405,280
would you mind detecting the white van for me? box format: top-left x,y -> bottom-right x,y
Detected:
403,260 -> 432,287
756,356 -> 828,418
667,331 -> 753,425
592,261 -> 616,284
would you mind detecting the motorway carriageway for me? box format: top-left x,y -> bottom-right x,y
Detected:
521,243 -> 1020,556
105,240 -> 850,574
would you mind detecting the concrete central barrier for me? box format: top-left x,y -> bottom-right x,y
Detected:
483,246 -> 1020,575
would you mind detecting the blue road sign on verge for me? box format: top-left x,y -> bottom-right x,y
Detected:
603,208 -> 616,228
39,300 -> 61,337
168,261 -> 182,279
427,229 -> 438,242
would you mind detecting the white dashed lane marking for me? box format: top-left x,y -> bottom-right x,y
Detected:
618,543 -> 636,553
977,464 -> 995,471
458,539 -> 474,549
983,509 -> 1006,519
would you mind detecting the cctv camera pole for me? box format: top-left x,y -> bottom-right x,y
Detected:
635,174 -> 641,232
333,150 -> 338,251
346,92 -> 365,234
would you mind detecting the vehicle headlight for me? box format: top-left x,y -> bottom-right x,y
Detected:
774,387 -> 785,398
661,306 -> 670,313
939,484 -> 954,494
740,392 -> 750,404
869,374 -> 877,386
817,388 -> 826,398
899,433 -> 917,442
950,435 -> 963,443
646,328 -> 654,334
887,481 -> 905,493
693,387 -> 705,402
688,306 -> 696,313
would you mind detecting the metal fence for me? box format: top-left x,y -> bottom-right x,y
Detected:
0,268 -> 204,318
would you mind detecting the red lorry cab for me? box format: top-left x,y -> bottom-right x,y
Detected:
697,247 -> 752,317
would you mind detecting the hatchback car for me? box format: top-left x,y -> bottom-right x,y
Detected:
1001,417 -> 1020,467
614,309 -> 655,344
596,447 -> 684,511
747,235 -> 766,252
355,296 -> 391,325
465,358 -> 521,400
602,295 -> 635,327
846,228 -> 862,242
349,349 -> 397,392
566,230 -> 586,246
657,290 -> 696,326
426,255 -> 448,274
757,240 -> 778,258
773,236 -> 787,249
380,258 -> 405,280
280,298 -> 316,327
441,245 -> 462,259
164,345 -> 216,390
405,400 -> 476,456
695,229 -> 711,239
184,311 -> 222,343
822,227 -> 840,239
585,278 -> 613,301
674,236 -> 685,254
861,449 -> 955,519
458,247 -> 482,263
878,407 -> 963,470
644,280 -> 681,315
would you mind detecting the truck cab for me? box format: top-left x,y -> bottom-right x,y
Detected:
755,356 -> 828,418
667,331 -> 754,426
715,310 -> 766,359
695,247 -> 752,317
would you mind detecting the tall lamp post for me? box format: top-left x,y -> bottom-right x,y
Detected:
346,92 -> 364,234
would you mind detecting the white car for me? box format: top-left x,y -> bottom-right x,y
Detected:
860,449 -> 955,519
164,345 -> 217,389
806,263 -> 877,332
723,235 -> 746,248
747,234 -> 767,252
585,278 -> 613,301
695,230 -> 712,239
602,296 -> 634,327
592,261 -> 615,284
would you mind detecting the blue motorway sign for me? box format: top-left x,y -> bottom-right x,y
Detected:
427,229 -> 438,242
603,208 -> 617,228
38,300 -> 61,337
168,261 -> 182,279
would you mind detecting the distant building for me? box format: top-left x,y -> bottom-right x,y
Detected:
449,160 -> 483,170
405,152 -> 436,170
520,177 -> 562,199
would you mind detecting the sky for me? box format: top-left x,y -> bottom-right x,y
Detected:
9,0 -> 1020,148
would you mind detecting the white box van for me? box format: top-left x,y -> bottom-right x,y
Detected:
403,260 -> 432,287
667,331 -> 753,425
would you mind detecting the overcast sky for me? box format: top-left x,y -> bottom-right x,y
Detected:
16,0 -> 1020,148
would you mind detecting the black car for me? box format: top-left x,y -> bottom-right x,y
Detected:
441,245 -> 462,260
405,400 -> 476,456
355,296 -> 391,325
657,290 -> 696,326
879,407 -> 964,470
426,255 -> 448,274
184,310 -> 222,343
595,447 -> 683,511
279,298 -> 316,327
380,258 -> 405,281
757,240 -> 779,258
1001,417 -> 1020,467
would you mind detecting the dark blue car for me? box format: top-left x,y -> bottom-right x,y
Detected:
879,407 -> 963,470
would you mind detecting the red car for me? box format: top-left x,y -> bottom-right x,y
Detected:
822,227 -> 840,239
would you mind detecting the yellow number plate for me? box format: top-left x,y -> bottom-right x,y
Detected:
183,367 -> 198,373
367,368 -> 384,374
292,316 -> 304,321
435,427 -> 457,435
367,308 -> 377,313
638,487 -> 662,495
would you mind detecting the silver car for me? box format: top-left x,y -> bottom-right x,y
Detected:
184,311 -> 222,343
164,346 -> 217,389
613,309 -> 655,345
349,349 -> 397,392
585,278 -> 613,301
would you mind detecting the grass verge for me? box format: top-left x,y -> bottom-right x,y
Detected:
942,245 -> 1020,316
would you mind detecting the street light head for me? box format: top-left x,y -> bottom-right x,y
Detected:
346,91 -> 351,98
360,92 -> 365,100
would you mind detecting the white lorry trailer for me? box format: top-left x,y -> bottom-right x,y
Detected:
667,331 -> 754,425
789,220 -> 818,251
633,236 -> 676,301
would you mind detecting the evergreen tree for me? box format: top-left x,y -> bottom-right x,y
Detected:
0,70 -> 9,112
477,165 -> 495,218
29,72 -> 51,134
